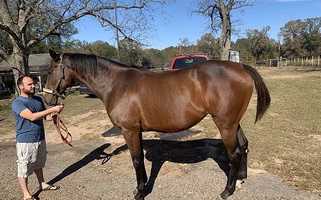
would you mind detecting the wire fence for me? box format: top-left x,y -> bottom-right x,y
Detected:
256,56 -> 321,67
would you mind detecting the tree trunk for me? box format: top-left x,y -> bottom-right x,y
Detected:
10,44 -> 30,97
219,20 -> 231,60
219,30 -> 231,60
218,0 -> 232,61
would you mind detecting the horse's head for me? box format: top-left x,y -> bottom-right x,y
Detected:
43,50 -> 74,106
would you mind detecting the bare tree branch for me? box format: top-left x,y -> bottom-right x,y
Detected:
191,0 -> 258,60
0,0 -> 173,91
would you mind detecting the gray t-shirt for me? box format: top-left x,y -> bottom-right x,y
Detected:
12,96 -> 46,143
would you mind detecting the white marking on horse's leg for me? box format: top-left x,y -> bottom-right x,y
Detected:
236,179 -> 245,190
215,195 -> 225,200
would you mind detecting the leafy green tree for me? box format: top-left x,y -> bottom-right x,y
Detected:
279,19 -> 305,57
233,38 -> 255,62
301,18 -> 321,56
83,41 -> 117,59
119,39 -> 144,66
246,26 -> 276,62
144,48 -> 164,69
63,40 -> 91,53
197,33 -> 220,59
279,17 -> 321,57
161,46 -> 180,68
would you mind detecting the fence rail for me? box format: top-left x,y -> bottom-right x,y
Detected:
258,56 -> 321,67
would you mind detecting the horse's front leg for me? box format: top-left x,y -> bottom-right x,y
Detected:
122,129 -> 148,200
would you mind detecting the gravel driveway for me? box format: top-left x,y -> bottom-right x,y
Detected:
1,128 -> 320,200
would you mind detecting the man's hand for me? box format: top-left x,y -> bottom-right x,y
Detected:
45,112 -> 58,121
45,105 -> 64,121
50,104 -> 64,113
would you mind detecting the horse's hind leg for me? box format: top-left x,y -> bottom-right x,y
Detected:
216,125 -> 240,199
236,125 -> 248,181
122,129 -> 148,200
213,121 -> 249,199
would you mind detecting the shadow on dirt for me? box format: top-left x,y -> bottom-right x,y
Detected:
142,139 -> 229,197
33,127 -> 229,199
33,143 -> 126,199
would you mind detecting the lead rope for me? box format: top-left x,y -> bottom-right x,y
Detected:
52,85 -> 74,147
52,114 -> 74,148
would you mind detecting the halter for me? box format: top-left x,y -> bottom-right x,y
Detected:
43,57 -> 70,100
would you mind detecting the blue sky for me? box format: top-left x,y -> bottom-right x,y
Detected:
73,0 -> 321,50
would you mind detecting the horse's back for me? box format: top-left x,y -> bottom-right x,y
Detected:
138,61 -> 252,131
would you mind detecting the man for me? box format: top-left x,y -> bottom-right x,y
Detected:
12,76 -> 64,200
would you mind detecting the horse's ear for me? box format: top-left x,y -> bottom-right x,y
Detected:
49,49 -> 61,62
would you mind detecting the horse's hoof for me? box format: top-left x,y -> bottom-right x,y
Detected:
219,190 -> 231,200
134,191 -> 145,200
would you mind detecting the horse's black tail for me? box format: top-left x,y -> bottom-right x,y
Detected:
243,65 -> 271,123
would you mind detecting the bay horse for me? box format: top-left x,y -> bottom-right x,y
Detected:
43,50 -> 270,199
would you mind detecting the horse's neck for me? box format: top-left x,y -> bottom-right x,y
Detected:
75,61 -> 121,102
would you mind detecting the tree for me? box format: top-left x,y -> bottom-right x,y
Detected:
119,38 -> 144,66
279,17 -> 321,57
144,48 -> 164,69
196,33 -> 220,59
301,17 -> 321,56
279,19 -> 305,57
233,38 -> 255,62
82,41 -> 117,59
192,0 -> 257,60
178,38 -> 192,55
0,0 -> 170,95
246,26 -> 276,62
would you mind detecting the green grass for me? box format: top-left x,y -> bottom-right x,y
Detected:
0,98 -> 15,136
241,67 -> 321,192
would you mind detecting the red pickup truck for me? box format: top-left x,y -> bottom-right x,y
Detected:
168,54 -> 210,71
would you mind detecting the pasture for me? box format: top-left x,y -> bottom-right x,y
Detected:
0,66 -> 320,195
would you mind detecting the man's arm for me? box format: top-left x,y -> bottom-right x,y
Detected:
19,105 -> 64,121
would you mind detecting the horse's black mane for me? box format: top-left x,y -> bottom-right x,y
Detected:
63,53 -> 147,76
63,53 -> 98,76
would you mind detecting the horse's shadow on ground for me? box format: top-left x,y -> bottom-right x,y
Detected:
142,138 -> 230,196
34,128 -> 229,199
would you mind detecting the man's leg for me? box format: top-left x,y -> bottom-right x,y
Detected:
17,142 -> 34,199
34,140 -> 59,190
34,168 -> 60,190
34,140 -> 48,189
34,168 -> 47,189
18,177 -> 33,199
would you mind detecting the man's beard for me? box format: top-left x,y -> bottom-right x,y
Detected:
24,89 -> 35,95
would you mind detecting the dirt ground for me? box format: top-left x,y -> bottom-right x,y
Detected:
1,107 -> 320,200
